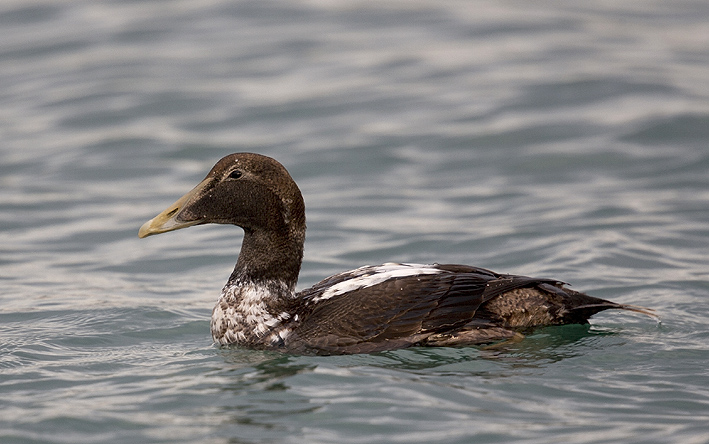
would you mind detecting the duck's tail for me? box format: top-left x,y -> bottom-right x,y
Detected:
572,302 -> 659,321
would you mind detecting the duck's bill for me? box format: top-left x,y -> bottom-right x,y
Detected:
138,178 -> 209,238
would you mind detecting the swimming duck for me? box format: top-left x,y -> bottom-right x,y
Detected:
139,153 -> 653,355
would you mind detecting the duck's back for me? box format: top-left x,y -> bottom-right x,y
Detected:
284,263 -> 623,354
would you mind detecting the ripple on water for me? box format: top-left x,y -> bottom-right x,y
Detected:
2,0 -> 709,443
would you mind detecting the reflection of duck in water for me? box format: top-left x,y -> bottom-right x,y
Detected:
139,153 -> 655,355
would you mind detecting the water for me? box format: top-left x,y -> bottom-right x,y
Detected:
2,0 -> 709,442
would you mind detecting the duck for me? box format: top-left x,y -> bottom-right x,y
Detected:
139,153 -> 654,355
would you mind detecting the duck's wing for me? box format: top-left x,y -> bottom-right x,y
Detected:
291,266 -> 556,354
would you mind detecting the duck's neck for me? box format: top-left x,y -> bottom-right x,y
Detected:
213,228 -> 304,347
228,227 -> 304,294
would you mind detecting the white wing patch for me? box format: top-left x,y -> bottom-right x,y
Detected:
312,263 -> 443,302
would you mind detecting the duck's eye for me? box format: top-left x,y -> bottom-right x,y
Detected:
228,170 -> 243,180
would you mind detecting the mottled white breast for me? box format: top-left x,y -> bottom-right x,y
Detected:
211,280 -> 294,346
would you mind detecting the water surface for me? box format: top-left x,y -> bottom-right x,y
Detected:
2,1 -> 709,443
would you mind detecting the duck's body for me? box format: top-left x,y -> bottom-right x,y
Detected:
139,153 -> 653,355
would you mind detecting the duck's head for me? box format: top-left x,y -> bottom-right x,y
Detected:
139,153 -> 305,240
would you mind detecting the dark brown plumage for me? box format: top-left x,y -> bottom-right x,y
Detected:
139,153 -> 655,355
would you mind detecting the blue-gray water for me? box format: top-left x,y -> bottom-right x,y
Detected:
2,1 -> 709,443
